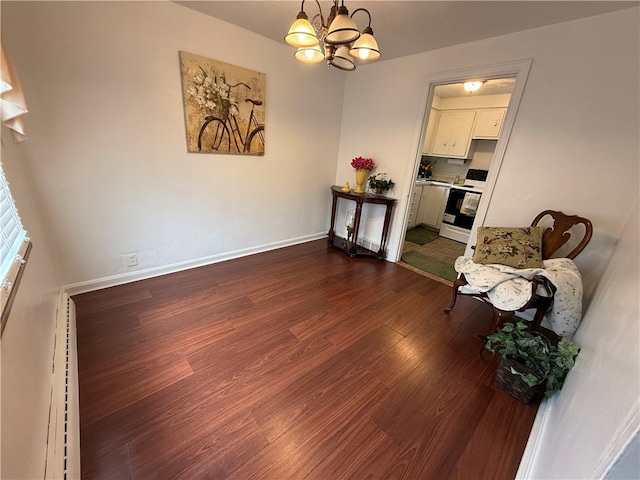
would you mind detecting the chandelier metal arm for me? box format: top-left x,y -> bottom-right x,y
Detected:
301,0 -> 330,31
349,7 -> 372,28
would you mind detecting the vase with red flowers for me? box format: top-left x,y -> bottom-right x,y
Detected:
351,156 -> 376,193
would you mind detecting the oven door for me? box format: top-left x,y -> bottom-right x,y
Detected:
442,188 -> 481,230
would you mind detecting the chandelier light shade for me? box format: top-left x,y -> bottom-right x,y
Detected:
294,44 -> 325,64
284,11 -> 319,48
324,5 -> 360,45
330,45 -> 356,71
348,26 -> 380,61
284,0 -> 381,71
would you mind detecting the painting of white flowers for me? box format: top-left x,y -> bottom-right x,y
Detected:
180,51 -> 265,155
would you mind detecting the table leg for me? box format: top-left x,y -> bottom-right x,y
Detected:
377,203 -> 395,258
328,193 -> 338,248
351,200 -> 364,256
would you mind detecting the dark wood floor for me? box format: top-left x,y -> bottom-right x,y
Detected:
73,239 -> 539,480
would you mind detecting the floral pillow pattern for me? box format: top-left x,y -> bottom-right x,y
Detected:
473,226 -> 544,269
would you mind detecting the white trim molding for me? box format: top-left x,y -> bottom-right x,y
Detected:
65,232 -> 327,295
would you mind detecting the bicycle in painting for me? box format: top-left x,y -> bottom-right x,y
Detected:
197,82 -> 264,155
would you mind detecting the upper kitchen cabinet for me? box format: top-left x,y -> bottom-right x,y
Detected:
473,108 -> 506,139
420,85 -> 512,158
422,108 -> 440,154
430,110 -> 476,158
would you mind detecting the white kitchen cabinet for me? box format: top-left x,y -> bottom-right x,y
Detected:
416,187 -> 430,226
430,110 -> 476,158
407,184 -> 423,228
422,109 -> 440,154
422,184 -> 449,228
409,183 -> 450,229
473,108 -> 506,139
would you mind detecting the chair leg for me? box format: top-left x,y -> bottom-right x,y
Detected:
530,299 -> 552,332
445,274 -> 467,313
490,308 -> 516,334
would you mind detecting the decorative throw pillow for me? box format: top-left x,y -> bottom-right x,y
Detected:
473,226 -> 544,269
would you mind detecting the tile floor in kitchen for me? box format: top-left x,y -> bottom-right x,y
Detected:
399,226 -> 467,285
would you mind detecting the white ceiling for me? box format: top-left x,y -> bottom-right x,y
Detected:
176,1 -> 638,62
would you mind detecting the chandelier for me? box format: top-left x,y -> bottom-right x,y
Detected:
284,0 -> 381,71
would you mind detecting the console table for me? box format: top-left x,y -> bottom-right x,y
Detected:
327,186 -> 396,259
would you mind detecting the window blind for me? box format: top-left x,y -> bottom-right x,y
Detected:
0,164 -> 26,279
1,42 -> 31,334
0,162 -> 29,334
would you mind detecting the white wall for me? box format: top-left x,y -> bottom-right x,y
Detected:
1,128 -> 63,478
523,200 -> 639,479
337,8 -> 639,308
2,1 -> 346,290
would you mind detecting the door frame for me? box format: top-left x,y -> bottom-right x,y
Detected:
391,58 -> 533,262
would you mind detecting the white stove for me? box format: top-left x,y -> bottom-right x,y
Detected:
439,169 -> 488,243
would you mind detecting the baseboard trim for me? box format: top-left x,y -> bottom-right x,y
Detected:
64,233 -> 327,295
515,397 -> 551,479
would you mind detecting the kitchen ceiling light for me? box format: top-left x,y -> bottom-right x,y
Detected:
463,81 -> 484,92
284,0 -> 381,71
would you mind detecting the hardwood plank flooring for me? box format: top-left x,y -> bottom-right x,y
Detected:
74,239 -> 539,480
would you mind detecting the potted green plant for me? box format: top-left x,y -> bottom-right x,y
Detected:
367,173 -> 395,194
483,321 -> 580,403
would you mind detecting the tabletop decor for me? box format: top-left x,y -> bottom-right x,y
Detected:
350,156 -> 375,193
179,51 -> 266,155
367,173 -> 395,194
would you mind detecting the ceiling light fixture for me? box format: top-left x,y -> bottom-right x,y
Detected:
463,81 -> 484,92
284,0 -> 381,71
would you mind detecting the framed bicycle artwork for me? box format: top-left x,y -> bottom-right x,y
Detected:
179,51 -> 265,156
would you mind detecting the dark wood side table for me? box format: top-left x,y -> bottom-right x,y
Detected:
327,186 -> 397,259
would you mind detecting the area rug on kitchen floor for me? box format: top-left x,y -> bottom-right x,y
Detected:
404,225 -> 440,245
401,251 -> 458,282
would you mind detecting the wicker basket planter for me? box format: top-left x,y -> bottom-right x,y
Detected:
495,357 -> 545,404
484,321 -> 580,402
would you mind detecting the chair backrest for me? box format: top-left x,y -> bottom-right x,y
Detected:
531,210 -> 593,260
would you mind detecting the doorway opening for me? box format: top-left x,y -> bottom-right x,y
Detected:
398,74 -> 520,284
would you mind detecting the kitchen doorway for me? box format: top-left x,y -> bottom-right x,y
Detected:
395,60 -> 533,283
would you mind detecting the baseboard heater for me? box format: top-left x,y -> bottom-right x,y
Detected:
45,293 -> 80,479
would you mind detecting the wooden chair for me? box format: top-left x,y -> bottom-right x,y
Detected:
444,210 -> 593,334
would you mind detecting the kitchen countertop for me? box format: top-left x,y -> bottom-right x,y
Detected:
416,179 -> 453,187
415,179 -> 482,192
416,178 -> 454,187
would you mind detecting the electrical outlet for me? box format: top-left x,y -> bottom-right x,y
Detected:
126,253 -> 138,267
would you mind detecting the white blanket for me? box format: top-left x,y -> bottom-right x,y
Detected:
454,256 -> 583,337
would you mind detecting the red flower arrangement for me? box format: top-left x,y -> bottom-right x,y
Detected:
351,156 -> 376,171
